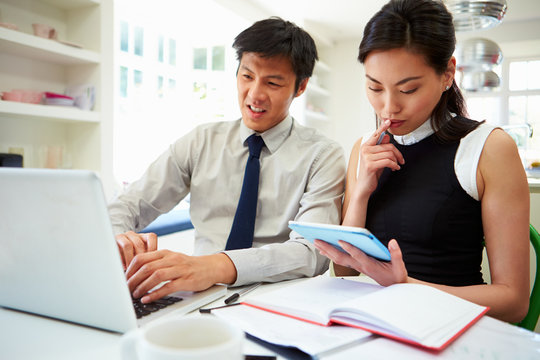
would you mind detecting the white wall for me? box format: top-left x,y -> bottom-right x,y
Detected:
326,39 -> 374,159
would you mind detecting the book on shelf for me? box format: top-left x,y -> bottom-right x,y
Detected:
242,276 -> 489,351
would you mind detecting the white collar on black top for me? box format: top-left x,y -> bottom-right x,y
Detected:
393,118 -> 435,146
393,113 -> 458,146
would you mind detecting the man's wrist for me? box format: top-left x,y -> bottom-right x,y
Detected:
211,252 -> 238,285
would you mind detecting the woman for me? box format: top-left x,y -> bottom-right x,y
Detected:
315,0 -> 530,323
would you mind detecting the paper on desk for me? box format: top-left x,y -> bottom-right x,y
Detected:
212,303 -> 373,356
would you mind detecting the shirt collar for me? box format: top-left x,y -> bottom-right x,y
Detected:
393,119 -> 435,146
239,115 -> 293,154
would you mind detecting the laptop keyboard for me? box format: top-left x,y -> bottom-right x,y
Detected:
132,296 -> 183,319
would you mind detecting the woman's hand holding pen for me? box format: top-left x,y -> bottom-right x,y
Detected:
325,120 -> 408,284
356,120 -> 405,196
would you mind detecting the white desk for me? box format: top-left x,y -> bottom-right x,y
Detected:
1,278 -> 540,360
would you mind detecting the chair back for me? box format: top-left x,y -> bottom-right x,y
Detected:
517,224 -> 540,331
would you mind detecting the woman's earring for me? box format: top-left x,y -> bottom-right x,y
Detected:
445,85 -> 450,91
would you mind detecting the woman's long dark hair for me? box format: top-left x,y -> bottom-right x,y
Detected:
359,0 -> 482,143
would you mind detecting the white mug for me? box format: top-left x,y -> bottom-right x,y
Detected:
121,315 -> 244,360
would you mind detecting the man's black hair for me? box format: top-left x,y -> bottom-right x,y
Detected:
233,17 -> 318,92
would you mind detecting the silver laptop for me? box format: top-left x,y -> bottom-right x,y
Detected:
0,168 -> 226,333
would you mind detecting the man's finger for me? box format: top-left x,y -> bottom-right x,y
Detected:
140,232 -> 158,252
140,280 -> 177,304
116,234 -> 135,269
125,250 -> 163,279
125,231 -> 147,255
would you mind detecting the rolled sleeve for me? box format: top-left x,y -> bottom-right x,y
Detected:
224,239 -> 329,286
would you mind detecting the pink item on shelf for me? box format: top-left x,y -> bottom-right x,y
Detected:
44,92 -> 75,106
1,91 -> 22,102
0,22 -> 19,31
20,90 -> 44,104
32,23 -> 57,40
1,89 -> 43,104
44,92 -> 74,99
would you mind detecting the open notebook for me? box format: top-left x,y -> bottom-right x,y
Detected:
242,276 -> 488,351
0,168 -> 226,333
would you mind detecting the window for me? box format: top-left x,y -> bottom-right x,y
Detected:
510,60 -> 540,91
114,0 -> 248,185
120,22 -> 129,52
134,70 -> 143,86
193,81 -> 207,100
157,75 -> 164,98
212,46 -> 225,71
466,97 -> 500,124
119,66 -> 128,97
507,60 -> 540,153
158,35 -> 164,62
463,58 -> 540,164
134,26 -> 144,56
169,39 -> 176,66
509,95 -> 540,149
193,48 -> 207,70
193,46 -> 226,71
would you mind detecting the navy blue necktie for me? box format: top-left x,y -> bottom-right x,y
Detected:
225,134 -> 265,250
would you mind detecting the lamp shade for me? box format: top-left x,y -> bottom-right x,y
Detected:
455,38 -> 503,71
460,70 -> 500,91
444,0 -> 507,32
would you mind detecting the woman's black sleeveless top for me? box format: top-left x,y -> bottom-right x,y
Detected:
365,133 -> 485,286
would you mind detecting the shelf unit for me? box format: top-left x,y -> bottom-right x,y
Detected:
292,58 -> 332,125
0,26 -> 100,63
0,0 -> 114,196
0,100 -> 100,123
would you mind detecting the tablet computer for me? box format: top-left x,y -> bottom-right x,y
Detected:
288,221 -> 391,261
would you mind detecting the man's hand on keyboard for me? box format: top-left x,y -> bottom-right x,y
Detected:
115,231 -> 158,270
125,250 -> 237,304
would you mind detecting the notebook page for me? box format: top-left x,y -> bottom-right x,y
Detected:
244,276 -> 382,325
421,307 -> 487,348
331,283 -> 486,342
213,303 -> 373,356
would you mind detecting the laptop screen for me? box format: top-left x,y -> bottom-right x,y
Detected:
0,168 -> 139,332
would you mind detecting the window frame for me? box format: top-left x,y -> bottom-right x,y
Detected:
462,56 -> 540,126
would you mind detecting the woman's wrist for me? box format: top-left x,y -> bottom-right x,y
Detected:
352,183 -> 372,204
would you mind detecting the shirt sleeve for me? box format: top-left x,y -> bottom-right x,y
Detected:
225,140 -> 346,286
107,132 -> 195,235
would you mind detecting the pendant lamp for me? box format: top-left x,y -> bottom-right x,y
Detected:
455,38 -> 503,71
444,0 -> 507,32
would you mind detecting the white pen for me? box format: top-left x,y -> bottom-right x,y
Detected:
376,130 -> 387,145
224,282 -> 262,304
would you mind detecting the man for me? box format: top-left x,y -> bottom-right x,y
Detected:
108,17 -> 345,304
